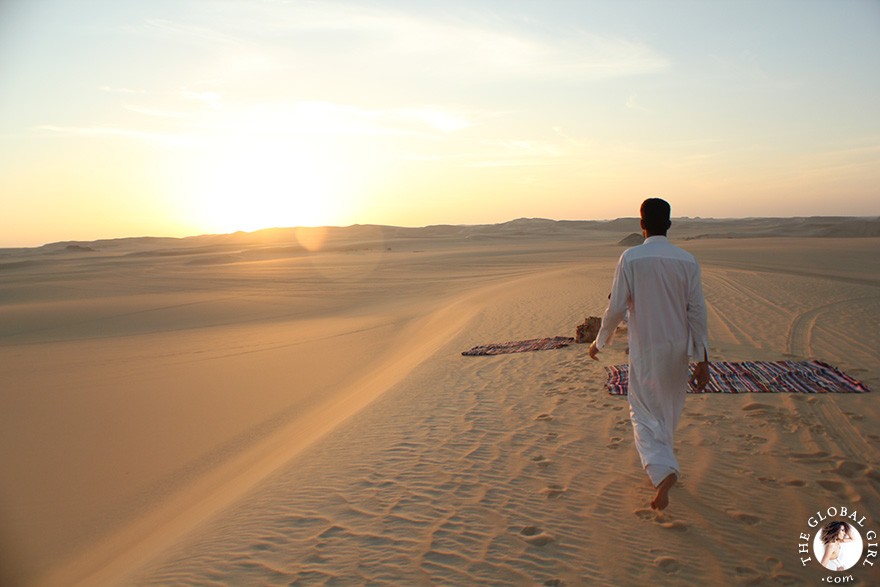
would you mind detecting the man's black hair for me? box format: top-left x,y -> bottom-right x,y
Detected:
640,198 -> 671,236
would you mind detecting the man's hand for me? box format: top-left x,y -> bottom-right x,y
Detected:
690,361 -> 710,391
588,340 -> 600,360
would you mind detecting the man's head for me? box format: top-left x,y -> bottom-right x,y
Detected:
640,198 -> 671,236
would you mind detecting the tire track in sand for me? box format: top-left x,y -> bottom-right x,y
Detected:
786,296 -> 878,359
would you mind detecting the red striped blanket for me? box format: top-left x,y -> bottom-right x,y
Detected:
462,336 -> 575,356
605,360 -> 871,395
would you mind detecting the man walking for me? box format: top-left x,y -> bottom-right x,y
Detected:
589,198 -> 710,510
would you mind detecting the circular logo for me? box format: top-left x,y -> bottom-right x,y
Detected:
812,520 -> 864,572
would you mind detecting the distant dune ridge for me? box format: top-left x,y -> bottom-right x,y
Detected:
0,216 -> 878,586
2,215 -> 878,257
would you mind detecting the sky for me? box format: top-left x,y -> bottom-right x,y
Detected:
1,0 -> 879,246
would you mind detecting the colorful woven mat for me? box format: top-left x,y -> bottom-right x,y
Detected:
606,360 -> 871,395
462,336 -> 575,356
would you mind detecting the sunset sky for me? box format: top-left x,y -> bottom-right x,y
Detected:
1,0 -> 879,246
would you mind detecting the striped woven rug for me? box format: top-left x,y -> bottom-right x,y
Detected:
605,360 -> 871,395
462,337 -> 575,356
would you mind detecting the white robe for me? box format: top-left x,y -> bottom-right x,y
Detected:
595,236 -> 709,486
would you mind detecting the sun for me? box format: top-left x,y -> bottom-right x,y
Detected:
186,136 -> 345,234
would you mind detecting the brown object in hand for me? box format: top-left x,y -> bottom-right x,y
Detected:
575,316 -> 602,343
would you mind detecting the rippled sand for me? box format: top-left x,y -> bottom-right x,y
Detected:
1,219 -> 877,586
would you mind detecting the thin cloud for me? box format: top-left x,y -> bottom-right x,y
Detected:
195,101 -> 475,140
38,99 -> 477,147
552,126 -> 590,148
626,92 -> 650,112
179,88 -> 223,109
123,104 -> 191,119
35,124 -> 199,146
142,17 -> 246,47
450,137 -> 569,169
468,159 -> 563,168
485,139 -> 566,157
391,108 -> 473,134
137,1 -> 669,83
98,85 -> 144,94
348,11 -> 668,81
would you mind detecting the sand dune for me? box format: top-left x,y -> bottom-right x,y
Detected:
1,218 -> 878,586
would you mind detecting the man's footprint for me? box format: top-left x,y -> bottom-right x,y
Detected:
531,455 -> 552,468
653,556 -> 680,574
541,484 -> 566,499
817,479 -> 851,499
519,526 -> 555,546
831,460 -> 868,479
726,510 -> 761,525
656,519 -> 688,532
633,508 -> 687,531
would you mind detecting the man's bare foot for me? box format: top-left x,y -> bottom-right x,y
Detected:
651,473 -> 677,510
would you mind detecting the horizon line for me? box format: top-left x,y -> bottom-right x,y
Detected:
3,214 -> 879,251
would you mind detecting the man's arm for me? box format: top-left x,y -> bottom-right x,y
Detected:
686,263 -> 709,359
589,254 -> 629,360
687,262 -> 710,389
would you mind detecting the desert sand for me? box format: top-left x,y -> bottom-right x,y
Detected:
1,218 -> 878,586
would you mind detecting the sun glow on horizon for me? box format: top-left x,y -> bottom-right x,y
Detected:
187,139 -> 338,233
174,110 -> 382,234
